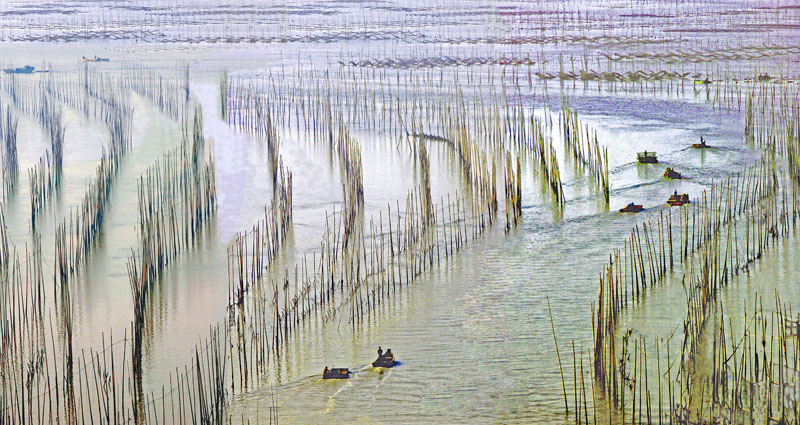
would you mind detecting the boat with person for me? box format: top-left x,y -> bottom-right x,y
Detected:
667,192 -> 690,206
619,203 -> 644,213
664,167 -> 682,179
323,367 -> 350,379
691,137 -> 710,149
637,151 -> 658,164
372,347 -> 396,368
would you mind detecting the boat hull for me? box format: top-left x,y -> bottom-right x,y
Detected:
667,194 -> 690,206
323,368 -> 350,379
372,355 -> 396,368
637,152 -> 658,164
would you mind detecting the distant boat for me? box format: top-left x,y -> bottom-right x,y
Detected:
619,203 -> 644,213
637,151 -> 658,164
667,193 -> 690,206
82,56 -> 110,63
691,137 -> 711,149
323,367 -> 350,379
664,167 -> 682,179
3,65 -> 35,74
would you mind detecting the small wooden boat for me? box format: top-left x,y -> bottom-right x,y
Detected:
82,56 -> 110,63
372,352 -> 396,368
691,138 -> 710,149
619,203 -> 644,213
637,151 -> 658,164
323,367 -> 350,379
3,65 -> 34,74
667,193 -> 690,206
664,167 -> 682,179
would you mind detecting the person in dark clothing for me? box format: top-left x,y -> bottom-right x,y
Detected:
377,347 -> 383,357
385,349 -> 392,357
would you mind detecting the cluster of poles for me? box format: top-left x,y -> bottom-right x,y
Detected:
2,4 -> 798,422
53,68 -> 134,287
0,62 -> 235,424
504,153 -> 522,230
225,65 -> 574,210
128,105 -> 217,335
1,209 -> 230,425
561,100 -> 609,201
28,93 -> 64,227
570,82 -> 800,424
122,63 -> 190,121
0,103 -> 18,198
220,71 -> 507,395
227,160 -> 293,308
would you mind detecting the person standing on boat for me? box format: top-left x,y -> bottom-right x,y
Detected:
377,346 -> 383,357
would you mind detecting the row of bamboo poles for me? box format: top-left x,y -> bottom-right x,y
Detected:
122,63 -> 190,121
681,292 -> 800,424
28,93 -> 64,227
53,70 -> 134,288
225,68 -> 566,211
223,73 -> 294,312
227,159 -> 293,308
224,183 -> 492,394
220,73 -> 505,394
1,64 -> 138,233
561,100 -> 609,201
1,221 -> 229,425
504,153 -> 522,230
2,0 -> 790,58
1,62 -> 236,424
127,105 -> 217,323
0,103 -> 19,198
126,102 -> 221,424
